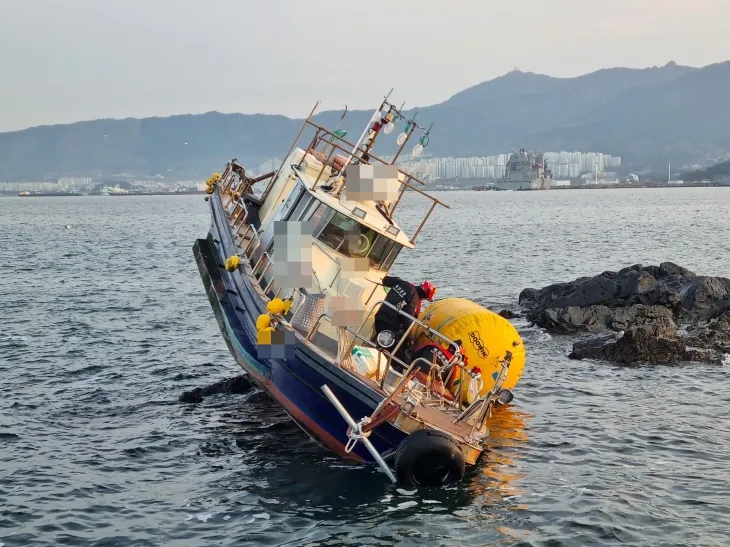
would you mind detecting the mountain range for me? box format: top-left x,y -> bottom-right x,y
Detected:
1,60 -> 729,181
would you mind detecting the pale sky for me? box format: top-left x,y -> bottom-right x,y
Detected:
1,0 -> 728,132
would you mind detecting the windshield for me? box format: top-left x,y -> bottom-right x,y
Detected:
317,211 -> 402,270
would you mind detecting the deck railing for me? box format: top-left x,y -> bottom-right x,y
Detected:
259,106 -> 449,245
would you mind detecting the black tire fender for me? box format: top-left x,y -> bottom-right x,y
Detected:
394,429 -> 466,487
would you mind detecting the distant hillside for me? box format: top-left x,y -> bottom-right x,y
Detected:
1,60 -> 729,181
683,159 -> 730,181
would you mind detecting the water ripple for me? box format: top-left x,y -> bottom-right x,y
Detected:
1,191 -> 729,546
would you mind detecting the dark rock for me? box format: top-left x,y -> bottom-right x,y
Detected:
179,374 -> 254,404
534,304 -> 676,334
676,278 -> 730,322
683,347 -> 724,365
684,310 -> 730,354
538,305 -> 612,333
569,324 -> 687,365
525,263 -> 730,365
517,288 -> 538,307
179,387 -> 204,404
522,263 -> 730,331
607,305 -> 676,331
658,262 -> 696,278
498,309 -> 520,319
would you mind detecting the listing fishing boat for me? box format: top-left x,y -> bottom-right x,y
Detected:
193,93 -> 527,486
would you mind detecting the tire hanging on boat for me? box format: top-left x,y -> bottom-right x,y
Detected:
394,429 -> 466,487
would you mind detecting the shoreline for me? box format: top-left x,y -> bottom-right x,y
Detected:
1,191 -> 206,198
427,183 -> 728,191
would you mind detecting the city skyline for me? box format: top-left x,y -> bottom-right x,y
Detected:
256,150 -> 624,182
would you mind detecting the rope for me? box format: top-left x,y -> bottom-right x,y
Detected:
344,418 -> 372,453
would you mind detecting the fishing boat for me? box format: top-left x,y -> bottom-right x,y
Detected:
193,94 -> 527,486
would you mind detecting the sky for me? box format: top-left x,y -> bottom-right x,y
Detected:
1,0 -> 729,132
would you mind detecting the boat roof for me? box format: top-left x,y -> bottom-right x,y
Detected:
293,167 -> 415,249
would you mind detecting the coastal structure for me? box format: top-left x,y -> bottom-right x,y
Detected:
495,149 -> 552,190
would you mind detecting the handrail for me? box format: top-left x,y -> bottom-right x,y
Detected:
252,252 -> 272,277
305,133 -> 449,210
306,315 -> 457,411
303,298 -> 467,405
347,299 -> 463,368
306,121 -> 427,185
306,313 -> 331,342
453,351 -> 513,431
232,199 -> 250,229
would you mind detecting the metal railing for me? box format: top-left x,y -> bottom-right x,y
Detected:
255,105 -> 450,245
303,308 -> 461,413
301,299 -> 469,405
453,351 -> 513,440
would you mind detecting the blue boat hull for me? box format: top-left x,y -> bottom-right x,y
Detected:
192,194 -> 408,464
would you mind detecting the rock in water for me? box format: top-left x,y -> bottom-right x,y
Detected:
522,262 -> 730,365
569,324 -> 725,365
569,324 -> 685,364
521,262 -> 730,328
179,374 -> 255,403
536,304 -> 676,334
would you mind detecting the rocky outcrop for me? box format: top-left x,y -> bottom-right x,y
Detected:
521,263 -> 730,365
684,311 -> 730,355
568,324 -> 724,365
534,304 -> 676,334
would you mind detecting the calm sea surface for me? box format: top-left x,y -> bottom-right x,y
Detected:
1,189 -> 729,546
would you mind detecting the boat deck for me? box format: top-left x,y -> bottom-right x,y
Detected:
287,316 -> 481,442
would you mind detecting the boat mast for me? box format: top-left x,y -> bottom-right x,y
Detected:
331,90 -> 393,196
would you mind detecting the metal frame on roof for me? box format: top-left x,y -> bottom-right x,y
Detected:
264,99 -> 449,246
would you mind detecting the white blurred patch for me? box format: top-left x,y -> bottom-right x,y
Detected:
344,164 -> 399,202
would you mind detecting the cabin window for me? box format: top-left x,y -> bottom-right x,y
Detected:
368,234 -> 402,271
309,202 -> 335,237
380,241 -> 402,270
317,211 -> 403,270
287,194 -> 313,221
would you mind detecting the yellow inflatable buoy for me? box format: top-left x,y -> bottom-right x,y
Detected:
224,255 -> 240,272
205,186 -> 214,194
256,314 -> 271,330
267,298 -> 286,315
206,173 -> 221,188
413,298 -> 525,397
